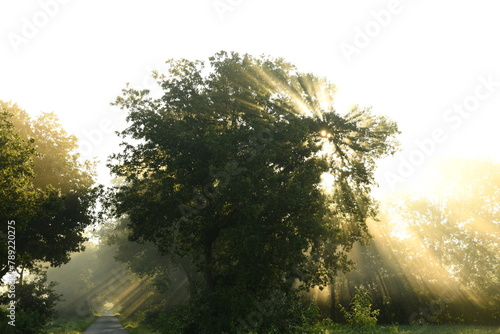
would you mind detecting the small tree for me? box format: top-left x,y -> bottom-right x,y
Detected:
341,288 -> 380,332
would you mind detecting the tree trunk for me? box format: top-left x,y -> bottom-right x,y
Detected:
179,256 -> 197,297
330,279 -> 339,321
204,244 -> 216,293
18,266 -> 24,287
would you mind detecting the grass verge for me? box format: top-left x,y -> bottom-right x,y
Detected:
397,325 -> 500,333
304,324 -> 500,333
45,315 -> 97,334
116,313 -> 157,334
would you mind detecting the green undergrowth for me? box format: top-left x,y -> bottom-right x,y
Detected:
295,323 -> 499,334
116,312 -> 158,334
397,325 -> 500,334
45,315 -> 97,334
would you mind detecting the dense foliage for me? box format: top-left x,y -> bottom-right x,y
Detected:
0,101 -> 98,332
0,102 -> 98,278
107,51 -> 399,333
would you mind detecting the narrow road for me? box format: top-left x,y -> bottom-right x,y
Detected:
83,316 -> 128,333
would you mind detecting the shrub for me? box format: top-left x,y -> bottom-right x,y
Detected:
0,269 -> 61,334
340,288 -> 380,333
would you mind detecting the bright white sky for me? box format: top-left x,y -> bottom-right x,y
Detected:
1,0 -> 499,195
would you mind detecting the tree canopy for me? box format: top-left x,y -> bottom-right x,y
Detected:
0,101 -> 98,280
0,107 -> 36,226
107,51 -> 399,332
110,52 -> 397,332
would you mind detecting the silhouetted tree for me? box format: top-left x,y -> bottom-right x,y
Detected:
107,51 -> 399,332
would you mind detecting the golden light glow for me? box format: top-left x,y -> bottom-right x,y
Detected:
386,219 -> 411,240
320,130 -> 332,138
313,159 -> 499,318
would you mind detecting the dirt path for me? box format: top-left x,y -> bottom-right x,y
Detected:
82,316 -> 128,333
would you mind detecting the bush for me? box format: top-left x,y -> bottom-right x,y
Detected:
0,308 -> 51,334
340,288 -> 380,333
144,304 -> 187,334
143,289 -> 311,334
0,269 -> 61,334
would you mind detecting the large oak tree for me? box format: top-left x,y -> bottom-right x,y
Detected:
108,51 -> 399,332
